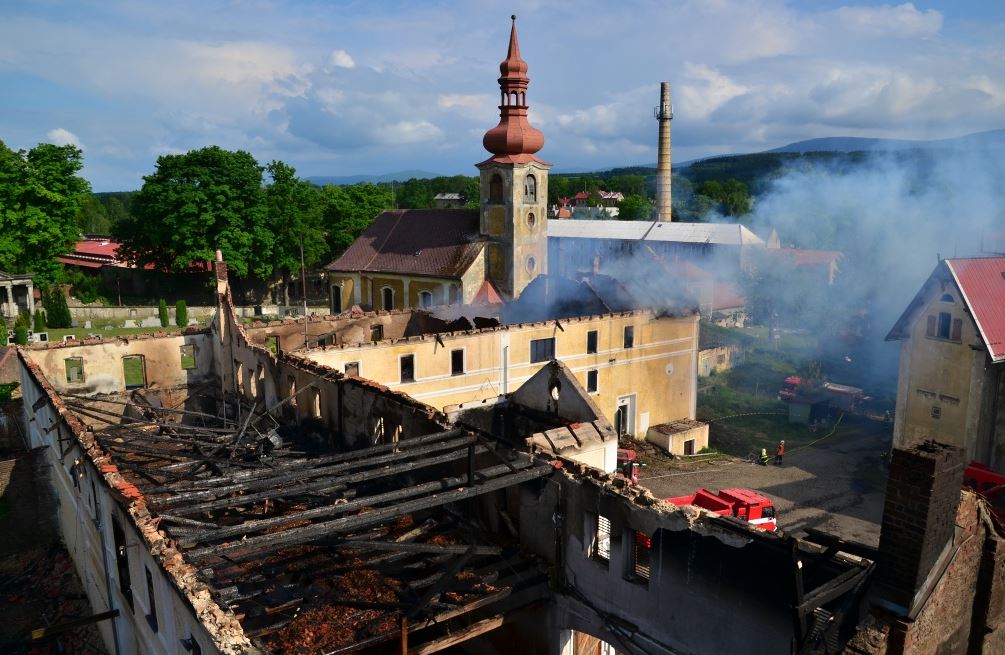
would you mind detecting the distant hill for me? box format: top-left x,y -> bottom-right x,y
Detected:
307,170 -> 443,186
766,129 -> 1005,154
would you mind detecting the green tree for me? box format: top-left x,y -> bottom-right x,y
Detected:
158,299 -> 169,327
175,300 -> 188,328
616,194 -> 653,221
0,140 -> 90,283
320,183 -> 393,257
42,288 -> 72,329
114,146 -> 273,278
0,314 -> 6,338
264,161 -> 326,306
14,323 -> 27,345
76,195 -> 111,234
32,309 -> 46,333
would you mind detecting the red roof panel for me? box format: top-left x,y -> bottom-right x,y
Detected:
947,257 -> 1005,362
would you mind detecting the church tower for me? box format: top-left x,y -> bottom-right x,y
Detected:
478,16 -> 550,300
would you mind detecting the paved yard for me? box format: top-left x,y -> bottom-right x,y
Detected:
636,415 -> 893,546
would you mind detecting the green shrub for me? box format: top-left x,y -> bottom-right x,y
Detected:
0,382 -> 18,402
14,324 -> 28,345
175,300 -> 188,328
42,288 -> 72,329
0,314 -> 6,337
32,309 -> 46,333
158,299 -> 169,328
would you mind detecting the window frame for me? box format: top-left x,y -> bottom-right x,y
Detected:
419,290 -> 433,308
122,355 -> 146,390
586,330 -> 598,355
344,361 -> 360,377
64,356 -> 84,384
451,349 -> 464,376
179,344 -> 197,370
400,354 -> 415,383
587,369 -> 599,393
525,174 -> 537,202
145,566 -> 159,632
592,514 -> 611,563
529,337 -> 556,363
629,530 -> 652,585
623,325 -> 635,349
381,287 -> 394,311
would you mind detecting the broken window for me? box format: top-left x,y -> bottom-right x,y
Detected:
64,357 -> 84,383
631,530 -> 652,582
684,439 -> 695,456
311,388 -> 321,418
586,330 -> 598,354
370,324 -> 384,342
587,369 -> 598,393
331,285 -> 343,314
451,349 -> 464,376
927,312 -> 962,341
122,355 -> 146,390
381,287 -> 394,311
345,361 -> 360,377
265,336 -> 278,353
931,406 -> 941,419
111,516 -> 134,611
145,566 -> 158,632
623,326 -> 635,349
400,354 -> 415,383
530,337 -> 555,363
419,290 -> 433,308
593,515 -> 611,562
525,174 -> 537,202
287,376 -> 297,408
180,345 -> 197,369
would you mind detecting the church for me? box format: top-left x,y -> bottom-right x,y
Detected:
325,16 -> 552,312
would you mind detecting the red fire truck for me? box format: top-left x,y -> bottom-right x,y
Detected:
963,462 -> 1005,524
778,376 -> 871,414
666,488 -> 778,531
616,449 -> 640,484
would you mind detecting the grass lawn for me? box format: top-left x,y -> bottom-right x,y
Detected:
43,324 -> 202,340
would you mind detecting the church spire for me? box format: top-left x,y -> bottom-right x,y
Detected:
482,15 -> 545,163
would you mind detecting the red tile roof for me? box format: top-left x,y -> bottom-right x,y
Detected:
947,257 -> 1005,362
326,209 -> 485,279
770,248 -> 842,266
472,279 -> 504,305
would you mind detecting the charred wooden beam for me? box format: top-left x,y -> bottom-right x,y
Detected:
187,464 -> 552,563
405,547 -> 476,620
336,541 -> 501,557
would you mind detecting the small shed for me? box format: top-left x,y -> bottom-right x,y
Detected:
788,393 -> 830,425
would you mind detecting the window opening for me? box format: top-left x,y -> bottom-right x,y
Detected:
451,349 -> 464,376
489,174 -> 503,203
937,312 -> 951,339
287,376 -> 297,408
632,530 -> 652,582
145,566 -> 158,632
400,354 -> 415,383
586,330 -> 598,354
940,293 -> 954,303
623,326 -> 635,349
371,324 -> 384,341
593,515 -> 611,562
122,355 -> 146,390
449,285 -> 461,305
419,290 -> 433,308
381,287 -> 394,311
587,369 -> 598,393
684,439 -> 695,456
331,285 -> 343,314
111,516 -> 134,611
64,357 -> 84,383
345,361 -> 360,377
180,345 -> 197,369
530,337 -> 555,363
525,174 -> 537,202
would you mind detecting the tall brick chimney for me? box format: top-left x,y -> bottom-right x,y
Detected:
654,82 -> 672,221
876,440 -> 964,611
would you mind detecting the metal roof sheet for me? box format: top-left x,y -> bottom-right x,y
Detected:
946,257 -> 1005,362
546,219 -> 765,246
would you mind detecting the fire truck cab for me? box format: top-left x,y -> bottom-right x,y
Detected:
616,449 -> 640,484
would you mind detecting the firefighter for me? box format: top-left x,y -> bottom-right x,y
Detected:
759,448 -> 769,466
774,440 -> 785,466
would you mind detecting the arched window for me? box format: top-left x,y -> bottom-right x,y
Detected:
940,293 -> 954,303
524,174 -> 536,202
489,174 -> 503,204
381,287 -> 394,311
511,91 -> 519,106
520,92 -> 525,106
331,285 -> 343,314
419,290 -> 433,308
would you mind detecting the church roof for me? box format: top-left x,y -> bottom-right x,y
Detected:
326,209 -> 484,279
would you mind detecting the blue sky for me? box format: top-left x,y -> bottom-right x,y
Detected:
1,1 -> 1003,191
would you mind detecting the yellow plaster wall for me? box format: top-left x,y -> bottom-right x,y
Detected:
305,311 -> 698,437
407,279 -> 443,307
368,277 -> 405,310
897,287 -> 979,450
329,276 -> 354,311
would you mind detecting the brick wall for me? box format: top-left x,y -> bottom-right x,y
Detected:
876,440 -> 965,609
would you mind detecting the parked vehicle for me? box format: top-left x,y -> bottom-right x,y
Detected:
963,462 -> 1005,523
616,449 -> 641,484
778,376 -> 872,414
666,487 -> 777,531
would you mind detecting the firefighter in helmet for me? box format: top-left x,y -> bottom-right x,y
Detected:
759,448 -> 769,466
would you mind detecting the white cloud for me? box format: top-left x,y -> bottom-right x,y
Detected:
46,128 -> 82,149
677,63 -> 750,120
829,3 -> 943,38
329,49 -> 355,69
374,120 -> 443,145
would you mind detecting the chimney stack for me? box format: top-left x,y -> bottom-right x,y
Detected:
655,82 -> 673,221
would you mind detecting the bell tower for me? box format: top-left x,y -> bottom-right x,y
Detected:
478,15 -> 550,300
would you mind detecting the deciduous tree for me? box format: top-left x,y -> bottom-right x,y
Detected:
264,161 -> 326,306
